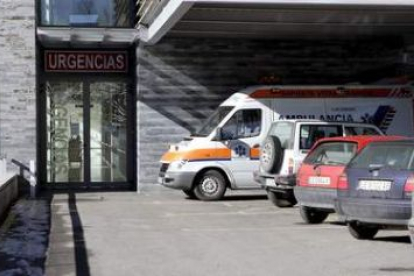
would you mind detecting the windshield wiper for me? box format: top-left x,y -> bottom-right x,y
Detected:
190,132 -> 207,137
313,161 -> 344,169
313,162 -> 323,170
368,164 -> 384,172
326,161 -> 345,165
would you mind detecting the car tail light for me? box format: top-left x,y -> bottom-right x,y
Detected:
404,175 -> 414,197
337,174 -> 348,190
288,158 -> 294,175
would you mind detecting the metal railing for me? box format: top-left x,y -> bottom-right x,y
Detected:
11,159 -> 35,178
11,159 -> 37,198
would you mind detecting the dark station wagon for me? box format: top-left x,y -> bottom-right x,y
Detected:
337,139 -> 414,240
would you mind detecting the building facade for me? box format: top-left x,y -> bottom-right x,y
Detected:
0,0 -> 36,168
1,0 -> 414,191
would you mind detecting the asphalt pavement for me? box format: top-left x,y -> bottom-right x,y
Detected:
44,186 -> 413,276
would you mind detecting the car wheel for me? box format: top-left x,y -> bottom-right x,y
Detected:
299,206 -> 329,224
182,189 -> 196,199
267,190 -> 296,207
348,222 -> 379,240
194,170 -> 227,201
260,136 -> 283,174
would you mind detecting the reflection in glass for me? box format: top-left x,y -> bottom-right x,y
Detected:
41,0 -> 132,27
90,82 -> 127,182
47,82 -> 84,182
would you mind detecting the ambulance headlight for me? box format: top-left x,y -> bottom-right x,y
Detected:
169,159 -> 189,170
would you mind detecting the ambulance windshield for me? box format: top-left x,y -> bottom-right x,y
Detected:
193,106 -> 234,137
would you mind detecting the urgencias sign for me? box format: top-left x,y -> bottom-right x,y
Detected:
44,51 -> 128,73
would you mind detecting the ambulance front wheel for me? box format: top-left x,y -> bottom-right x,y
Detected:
194,170 -> 227,201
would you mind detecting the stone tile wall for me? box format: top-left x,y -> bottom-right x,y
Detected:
0,0 -> 36,169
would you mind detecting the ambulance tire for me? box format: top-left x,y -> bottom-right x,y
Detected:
182,189 -> 196,199
194,170 -> 227,201
261,136 -> 283,174
267,191 -> 296,208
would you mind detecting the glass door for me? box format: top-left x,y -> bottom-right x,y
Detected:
46,80 -> 130,187
90,82 -> 127,182
47,81 -> 85,183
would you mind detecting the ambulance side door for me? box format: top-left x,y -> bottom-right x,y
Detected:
218,108 -> 263,188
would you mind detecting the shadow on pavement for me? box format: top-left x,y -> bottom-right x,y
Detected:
184,195 -> 268,201
329,221 -> 347,226
378,267 -> 414,273
68,192 -> 91,276
374,235 -> 412,244
221,194 -> 269,201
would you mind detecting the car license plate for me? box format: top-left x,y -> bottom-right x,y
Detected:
308,176 -> 330,185
266,178 -> 277,188
357,180 -> 392,191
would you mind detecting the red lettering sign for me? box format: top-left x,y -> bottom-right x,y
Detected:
44,51 -> 128,73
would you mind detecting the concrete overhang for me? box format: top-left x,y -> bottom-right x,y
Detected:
37,27 -> 139,48
138,0 -> 414,44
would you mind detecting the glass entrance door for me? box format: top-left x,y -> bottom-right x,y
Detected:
46,80 -> 129,186
47,81 -> 85,183
90,82 -> 127,182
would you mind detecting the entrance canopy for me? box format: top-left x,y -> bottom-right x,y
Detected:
37,28 -> 139,47
137,0 -> 414,44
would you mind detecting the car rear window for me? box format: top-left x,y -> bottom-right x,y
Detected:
344,126 -> 382,136
300,125 -> 342,150
349,144 -> 414,170
304,142 -> 358,165
268,121 -> 294,149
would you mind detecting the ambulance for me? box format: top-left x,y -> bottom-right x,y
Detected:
158,85 -> 414,200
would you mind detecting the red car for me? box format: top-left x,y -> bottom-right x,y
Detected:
294,135 -> 405,224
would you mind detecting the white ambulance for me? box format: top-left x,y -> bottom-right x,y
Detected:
158,85 -> 414,200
